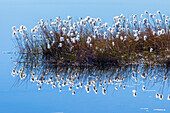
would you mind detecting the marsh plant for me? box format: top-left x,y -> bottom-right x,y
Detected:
11,11 -> 170,99
12,10 -> 169,67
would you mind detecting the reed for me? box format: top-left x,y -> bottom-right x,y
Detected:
12,11 -> 170,68
11,11 -> 170,98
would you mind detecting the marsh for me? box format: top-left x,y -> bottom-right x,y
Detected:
0,0 -> 170,113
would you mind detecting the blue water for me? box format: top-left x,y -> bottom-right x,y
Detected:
0,0 -> 170,113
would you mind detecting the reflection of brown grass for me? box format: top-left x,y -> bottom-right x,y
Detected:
12,60 -> 170,98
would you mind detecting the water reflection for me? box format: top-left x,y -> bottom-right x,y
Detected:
10,12 -> 170,103
11,58 -> 169,100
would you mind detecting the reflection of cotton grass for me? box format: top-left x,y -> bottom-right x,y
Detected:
38,86 -> 41,90
132,90 -> 137,97
159,94 -> 163,100
11,52 -> 169,98
167,95 -> 170,100
102,88 -> 106,95
59,88 -> 62,92
11,69 -> 15,77
72,90 -> 75,95
142,85 -> 145,91
69,85 -> 72,91
123,86 -> 126,89
156,93 -> 159,98
86,86 -> 90,93
11,11 -> 170,97
95,89 -> 98,94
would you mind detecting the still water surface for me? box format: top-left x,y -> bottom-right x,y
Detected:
0,0 -> 170,113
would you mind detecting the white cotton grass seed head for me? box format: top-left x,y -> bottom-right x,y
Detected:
58,43 -> 62,47
144,35 -> 147,41
120,36 -> 123,40
86,36 -> 91,44
13,31 -> 17,37
71,37 -> 76,43
157,30 -> 161,36
60,37 -> 64,41
150,48 -> 153,52
161,29 -> 165,34
112,42 -> 115,46
153,31 -> 156,35
162,14 -> 165,18
149,13 -> 153,18
145,10 -> 148,15
19,30 -> 23,34
157,10 -> 161,14
12,26 -> 16,31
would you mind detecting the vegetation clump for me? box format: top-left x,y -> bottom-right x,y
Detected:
11,11 -> 170,98
12,11 -> 170,68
